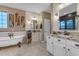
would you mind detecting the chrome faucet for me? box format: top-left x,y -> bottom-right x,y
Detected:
8,32 -> 14,39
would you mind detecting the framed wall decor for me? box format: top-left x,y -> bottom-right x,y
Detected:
21,16 -> 25,28
9,14 -> 14,27
15,13 -> 19,26
17,16 -> 20,26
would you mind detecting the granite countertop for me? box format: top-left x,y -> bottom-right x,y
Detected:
50,34 -> 79,43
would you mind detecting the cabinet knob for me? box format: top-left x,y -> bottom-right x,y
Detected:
63,47 -> 66,49
75,44 -> 79,47
51,42 -> 53,44
58,39 -> 61,42
48,37 -> 50,39
68,49 -> 70,51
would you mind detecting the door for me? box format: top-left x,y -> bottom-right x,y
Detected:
66,46 -> 79,56
44,19 -> 50,42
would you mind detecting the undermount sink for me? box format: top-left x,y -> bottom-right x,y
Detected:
51,34 -> 78,42
66,37 -> 78,43
57,35 -> 78,42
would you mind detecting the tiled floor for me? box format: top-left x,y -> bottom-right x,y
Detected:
0,32 -> 50,56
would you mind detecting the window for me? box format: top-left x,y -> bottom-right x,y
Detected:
59,12 -> 76,30
67,19 -> 75,29
0,12 -> 8,28
59,20 -> 65,29
59,19 -> 75,30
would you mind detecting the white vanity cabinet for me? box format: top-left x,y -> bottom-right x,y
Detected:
46,36 -> 66,56
46,36 -> 54,54
53,42 -> 66,56
65,42 -> 79,56
46,35 -> 79,56
68,46 -> 79,56
52,38 -> 66,56
65,46 -> 79,56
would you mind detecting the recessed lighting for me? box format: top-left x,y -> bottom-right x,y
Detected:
64,13 -> 67,15
59,5 -> 62,8
68,14 -> 72,17
59,4 -> 63,9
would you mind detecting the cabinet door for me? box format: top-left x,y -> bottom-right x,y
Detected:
66,46 -> 79,56
46,36 -> 54,54
54,42 -> 66,56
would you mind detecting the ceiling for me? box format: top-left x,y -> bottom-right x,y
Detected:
0,3 -> 51,13
59,3 -> 77,16
59,3 -> 72,10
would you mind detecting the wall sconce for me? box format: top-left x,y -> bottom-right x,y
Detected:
55,13 -> 59,20
27,20 -> 31,24
55,13 -> 58,16
31,16 -> 37,21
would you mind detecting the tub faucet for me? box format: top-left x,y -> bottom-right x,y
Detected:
8,32 -> 14,39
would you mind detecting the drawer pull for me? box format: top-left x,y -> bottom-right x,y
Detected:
75,44 -> 79,47
58,39 -> 61,42
68,49 -> 70,51
51,42 -> 53,44
63,47 -> 66,49
48,37 -> 50,39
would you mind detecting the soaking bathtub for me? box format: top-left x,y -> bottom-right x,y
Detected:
0,32 -> 25,47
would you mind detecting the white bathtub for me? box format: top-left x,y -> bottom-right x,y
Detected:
0,32 -> 25,47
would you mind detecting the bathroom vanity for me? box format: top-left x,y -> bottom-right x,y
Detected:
46,34 -> 79,56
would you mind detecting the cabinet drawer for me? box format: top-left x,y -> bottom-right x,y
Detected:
66,46 -> 79,56
53,38 -> 66,44
66,40 -> 79,49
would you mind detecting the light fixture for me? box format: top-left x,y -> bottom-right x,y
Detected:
27,20 -> 31,24
59,4 -> 62,8
64,13 -> 67,15
54,13 -> 59,20
31,16 -> 37,20
68,14 -> 72,17
55,13 -> 58,16
59,4 -> 63,9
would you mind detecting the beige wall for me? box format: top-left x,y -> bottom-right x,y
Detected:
25,12 -> 41,30
41,11 -> 51,41
41,12 -> 51,33
0,5 -> 25,32
76,4 -> 79,30
51,3 -> 59,32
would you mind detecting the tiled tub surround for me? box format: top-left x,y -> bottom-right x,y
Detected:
0,32 -> 25,47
